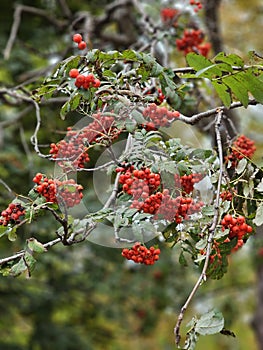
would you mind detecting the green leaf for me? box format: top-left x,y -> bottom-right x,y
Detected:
10,252 -> 36,277
222,75 -> 249,107
179,251 -> 188,266
27,238 -> 47,253
253,203 -> 263,226
201,205 -> 215,216
186,53 -> 212,72
177,162 -> 190,175
235,70 -> 263,103
122,49 -> 139,61
195,310 -> 224,335
214,52 -> 244,67
195,238 -> 207,250
190,149 -> 213,159
10,257 -> 27,277
102,69 -> 116,78
211,81 -> 232,107
69,93 -> 81,111
195,64 -> 222,78
130,110 -> 146,124
125,119 -> 137,132
60,100 -> 70,120
7,227 -> 17,242
236,158 -> 247,174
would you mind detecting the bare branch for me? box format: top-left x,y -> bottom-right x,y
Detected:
178,99 -> 258,125
3,4 -> 66,60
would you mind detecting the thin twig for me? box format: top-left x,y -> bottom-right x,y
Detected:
174,109 -> 225,346
0,238 -> 61,266
0,179 -> 14,194
3,4 -> 66,60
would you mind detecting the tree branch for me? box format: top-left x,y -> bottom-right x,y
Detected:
178,99 -> 258,125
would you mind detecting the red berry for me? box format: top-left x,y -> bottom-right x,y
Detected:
78,41 -> 87,50
93,79 -> 101,88
73,33 -> 82,43
223,214 -> 233,224
69,68 -> 79,78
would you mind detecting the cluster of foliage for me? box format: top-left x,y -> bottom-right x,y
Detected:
1,1 -> 263,349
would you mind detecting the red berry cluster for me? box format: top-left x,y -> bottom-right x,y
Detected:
176,29 -> 211,57
174,173 -> 203,194
72,33 -> 87,50
117,165 -> 203,223
0,203 -> 26,226
131,189 -> 203,223
69,69 -> 101,90
50,113 -> 119,170
117,166 -> 161,197
50,137 -> 90,170
153,190 -> 203,223
33,173 -> 83,207
160,8 -> 179,24
142,103 -> 180,128
221,214 -> 253,251
225,135 -> 256,168
122,242 -> 161,265
189,0 -> 203,12
220,190 -> 233,201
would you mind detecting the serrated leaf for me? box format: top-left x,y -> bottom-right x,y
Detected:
27,238 -> 47,253
211,81 -> 232,107
195,310 -> 224,335
195,64 -> 222,78
235,70 -> 263,103
102,69 -> 116,78
186,53 -> 213,75
236,158 -> 247,174
253,203 -> 263,226
122,49 -> 138,61
214,52 -> 244,67
223,75 -> 249,107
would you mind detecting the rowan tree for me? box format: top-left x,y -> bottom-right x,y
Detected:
0,1 -> 263,349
